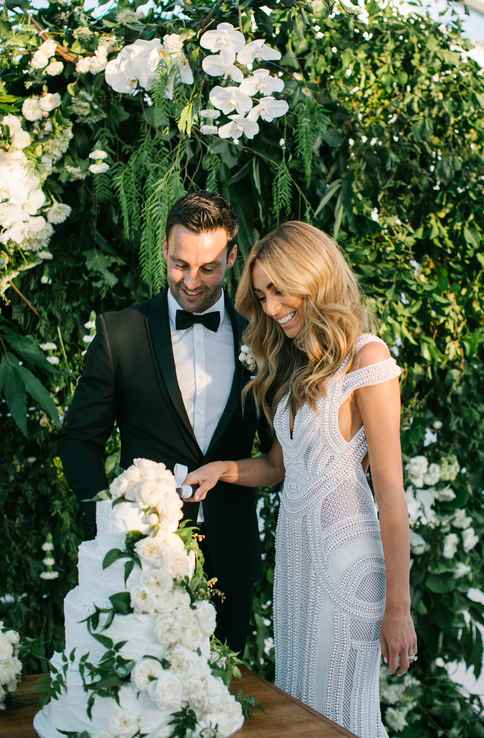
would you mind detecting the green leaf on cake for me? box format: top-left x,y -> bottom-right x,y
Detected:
102,548 -> 128,569
109,591 -> 132,614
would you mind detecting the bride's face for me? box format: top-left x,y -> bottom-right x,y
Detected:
252,261 -> 304,338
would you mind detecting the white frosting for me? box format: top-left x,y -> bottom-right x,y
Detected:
34,501 -> 167,737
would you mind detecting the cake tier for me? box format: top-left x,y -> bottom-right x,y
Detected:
77,533 -> 127,602
34,655 -> 171,737
64,587 -> 165,665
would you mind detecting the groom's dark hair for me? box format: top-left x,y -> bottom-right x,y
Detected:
166,191 -> 239,253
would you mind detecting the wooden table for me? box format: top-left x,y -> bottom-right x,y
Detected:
2,671 -> 356,738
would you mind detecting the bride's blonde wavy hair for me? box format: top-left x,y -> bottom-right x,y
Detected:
236,221 -> 372,426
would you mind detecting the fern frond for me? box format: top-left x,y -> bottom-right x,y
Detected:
272,159 -> 293,223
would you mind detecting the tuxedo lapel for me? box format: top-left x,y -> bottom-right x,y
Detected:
205,294 -> 246,457
144,290 -> 202,459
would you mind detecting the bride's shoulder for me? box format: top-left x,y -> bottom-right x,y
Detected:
352,334 -> 391,370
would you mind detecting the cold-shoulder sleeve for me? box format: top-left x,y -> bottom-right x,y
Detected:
342,334 -> 401,394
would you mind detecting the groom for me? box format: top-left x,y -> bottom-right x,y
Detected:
60,191 -> 270,653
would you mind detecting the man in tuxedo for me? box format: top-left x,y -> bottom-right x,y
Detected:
60,191 -> 270,653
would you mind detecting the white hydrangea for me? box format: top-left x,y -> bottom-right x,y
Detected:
0,623 -> 22,708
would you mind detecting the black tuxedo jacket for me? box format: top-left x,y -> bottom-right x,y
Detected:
60,290 -> 270,588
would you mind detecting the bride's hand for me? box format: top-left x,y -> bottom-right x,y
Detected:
380,606 -> 417,676
185,462 -> 228,502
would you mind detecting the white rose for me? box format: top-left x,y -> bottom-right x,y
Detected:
131,657 -> 164,691
133,458 -> 166,478
22,97 -> 43,122
46,202 -> 71,224
178,607 -> 203,650
147,671 -> 183,712
158,534 -> 193,579
135,480 -> 163,508
39,93 -> 61,112
46,60 -> 64,76
167,644 -> 210,679
108,711 -> 139,738
135,535 -> 166,566
142,568 -> 173,600
38,39 -> 57,58
443,533 -> 459,559
194,600 -> 217,637
113,501 -> 150,534
462,528 -> 478,552
109,475 -> 129,499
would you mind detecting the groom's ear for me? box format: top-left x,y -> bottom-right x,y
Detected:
227,243 -> 238,268
163,239 -> 168,259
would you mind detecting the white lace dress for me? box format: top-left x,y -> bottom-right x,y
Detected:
273,334 -> 401,738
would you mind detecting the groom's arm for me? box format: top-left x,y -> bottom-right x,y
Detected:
59,314 -> 117,535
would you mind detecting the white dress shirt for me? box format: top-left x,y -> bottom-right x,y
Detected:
167,289 -> 235,522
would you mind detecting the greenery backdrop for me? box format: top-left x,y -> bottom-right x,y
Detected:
0,1 -> 482,735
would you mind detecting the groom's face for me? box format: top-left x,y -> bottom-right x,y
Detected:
164,225 -> 237,313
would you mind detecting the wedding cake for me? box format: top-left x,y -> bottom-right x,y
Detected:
34,458 -> 244,738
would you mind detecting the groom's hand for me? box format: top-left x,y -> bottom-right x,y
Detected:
185,461 -> 228,502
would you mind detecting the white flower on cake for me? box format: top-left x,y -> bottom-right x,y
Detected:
131,656 -> 165,691
34,459 -> 247,737
147,669 -> 183,712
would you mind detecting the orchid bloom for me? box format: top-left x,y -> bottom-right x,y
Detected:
240,69 -> 284,96
209,85 -> 252,116
248,96 -> 289,122
202,49 -> 244,83
200,22 -> 246,56
218,114 -> 259,141
237,39 -> 281,67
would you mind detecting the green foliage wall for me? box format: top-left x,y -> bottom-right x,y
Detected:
0,1 -> 482,735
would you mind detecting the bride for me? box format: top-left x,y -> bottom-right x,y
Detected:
185,221 -> 417,738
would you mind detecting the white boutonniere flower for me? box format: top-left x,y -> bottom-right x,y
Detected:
239,344 -> 257,373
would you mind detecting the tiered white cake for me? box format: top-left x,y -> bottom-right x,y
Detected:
34,459 -> 244,738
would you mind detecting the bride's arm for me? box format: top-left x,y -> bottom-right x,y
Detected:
355,342 -> 417,676
185,440 -> 284,501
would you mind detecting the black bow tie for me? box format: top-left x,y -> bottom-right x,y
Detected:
175,309 -> 220,332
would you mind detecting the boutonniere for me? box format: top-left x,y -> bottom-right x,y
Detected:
238,344 -> 257,374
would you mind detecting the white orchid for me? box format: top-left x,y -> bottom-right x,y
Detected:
105,38 -> 162,93
240,68 -> 284,96
218,114 -> 259,141
237,39 -> 281,67
202,50 -> 244,82
200,22 -> 246,56
200,109 -> 221,120
248,96 -> 289,122
209,85 -> 252,116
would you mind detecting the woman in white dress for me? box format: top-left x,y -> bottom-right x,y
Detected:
186,221 -> 417,738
